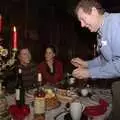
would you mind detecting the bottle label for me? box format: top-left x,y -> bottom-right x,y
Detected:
16,89 -> 20,100
34,97 -> 45,114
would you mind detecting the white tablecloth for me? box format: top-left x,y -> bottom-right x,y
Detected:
6,88 -> 112,120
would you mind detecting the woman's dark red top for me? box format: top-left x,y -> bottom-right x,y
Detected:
38,59 -> 63,85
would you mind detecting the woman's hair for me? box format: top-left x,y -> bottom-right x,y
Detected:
75,0 -> 105,15
45,44 -> 57,55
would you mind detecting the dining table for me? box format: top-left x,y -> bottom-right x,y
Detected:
5,87 -> 112,120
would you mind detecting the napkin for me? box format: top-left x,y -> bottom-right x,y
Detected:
84,99 -> 108,116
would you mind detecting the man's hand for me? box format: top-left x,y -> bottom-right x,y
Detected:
72,67 -> 90,79
71,57 -> 88,68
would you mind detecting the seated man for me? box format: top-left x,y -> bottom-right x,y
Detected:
5,48 -> 38,93
38,45 -> 63,85
17,48 -> 38,89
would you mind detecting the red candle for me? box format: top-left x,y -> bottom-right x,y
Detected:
13,26 -> 18,50
0,14 -> 2,33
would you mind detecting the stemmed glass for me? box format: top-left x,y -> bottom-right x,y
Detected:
8,104 -> 30,120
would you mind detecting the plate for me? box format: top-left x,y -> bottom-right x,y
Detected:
56,94 -> 73,104
47,101 -> 61,111
26,89 -> 61,111
26,88 -> 37,97
91,94 -> 112,104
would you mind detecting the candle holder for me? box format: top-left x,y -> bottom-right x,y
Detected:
0,36 -> 18,120
0,47 -> 17,77
0,14 -> 18,120
0,31 -> 18,87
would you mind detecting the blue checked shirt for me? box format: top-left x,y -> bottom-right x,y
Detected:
88,12 -> 120,79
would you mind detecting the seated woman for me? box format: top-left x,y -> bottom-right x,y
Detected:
38,45 -> 63,85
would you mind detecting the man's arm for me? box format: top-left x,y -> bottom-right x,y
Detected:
89,59 -> 120,79
87,55 -> 103,68
89,19 -> 120,79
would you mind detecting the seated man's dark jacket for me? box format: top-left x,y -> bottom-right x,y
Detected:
4,62 -> 38,93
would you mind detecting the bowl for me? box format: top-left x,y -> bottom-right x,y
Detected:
81,89 -> 88,97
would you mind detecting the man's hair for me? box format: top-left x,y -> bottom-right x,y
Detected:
18,47 -> 30,55
75,0 -> 105,15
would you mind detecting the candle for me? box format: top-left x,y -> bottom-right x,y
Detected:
38,73 -> 42,82
12,26 -> 18,50
0,14 -> 2,33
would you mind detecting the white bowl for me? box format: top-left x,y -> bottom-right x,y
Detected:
81,89 -> 88,96
69,77 -> 75,85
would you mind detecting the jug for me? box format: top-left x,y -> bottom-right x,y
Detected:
70,101 -> 85,120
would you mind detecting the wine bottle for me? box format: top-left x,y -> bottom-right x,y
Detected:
34,73 -> 46,120
15,68 -> 25,106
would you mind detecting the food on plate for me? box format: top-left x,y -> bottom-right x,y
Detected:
45,89 -> 59,110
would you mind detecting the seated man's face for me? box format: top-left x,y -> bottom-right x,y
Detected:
18,49 -> 31,65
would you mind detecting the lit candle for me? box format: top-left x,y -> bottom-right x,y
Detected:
12,26 -> 18,50
0,14 -> 2,33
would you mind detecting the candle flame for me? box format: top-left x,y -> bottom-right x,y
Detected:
13,26 -> 16,32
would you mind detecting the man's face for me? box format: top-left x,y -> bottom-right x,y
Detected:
77,7 -> 100,32
18,49 -> 31,65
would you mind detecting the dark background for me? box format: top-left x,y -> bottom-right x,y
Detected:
0,0 -> 120,64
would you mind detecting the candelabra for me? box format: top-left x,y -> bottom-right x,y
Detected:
0,37 -> 17,120
0,14 -> 18,120
0,38 -> 17,83
0,15 -> 18,83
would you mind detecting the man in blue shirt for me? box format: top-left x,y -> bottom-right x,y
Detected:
71,0 -> 120,119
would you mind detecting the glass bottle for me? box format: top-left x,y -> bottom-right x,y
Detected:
9,68 -> 30,120
15,68 -> 25,106
34,73 -> 46,120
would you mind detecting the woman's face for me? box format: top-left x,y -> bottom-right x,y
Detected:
45,48 -> 55,61
18,49 -> 31,65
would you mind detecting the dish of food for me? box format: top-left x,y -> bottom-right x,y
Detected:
26,88 -> 61,110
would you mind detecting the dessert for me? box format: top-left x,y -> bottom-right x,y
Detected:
45,89 -> 59,110
26,88 -> 59,110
